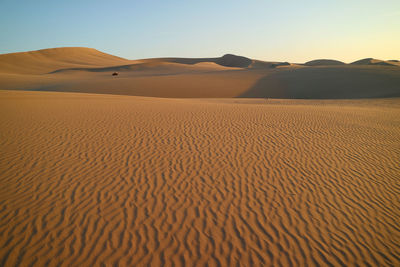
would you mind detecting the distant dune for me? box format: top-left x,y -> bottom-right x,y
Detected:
304,59 -> 345,66
351,58 -> 400,67
1,90 -> 399,266
0,47 -> 129,74
0,47 -> 399,98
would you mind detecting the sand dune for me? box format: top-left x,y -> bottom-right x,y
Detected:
304,59 -> 345,66
351,58 -> 400,67
1,47 -> 399,99
1,90 -> 399,266
0,47 -> 130,74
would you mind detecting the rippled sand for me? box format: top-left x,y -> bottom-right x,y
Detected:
1,91 -> 399,266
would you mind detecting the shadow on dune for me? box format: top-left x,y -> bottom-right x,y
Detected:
239,66 -> 400,99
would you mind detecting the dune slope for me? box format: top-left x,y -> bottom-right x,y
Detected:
242,66 -> 400,99
0,47 -> 130,74
1,91 -> 399,266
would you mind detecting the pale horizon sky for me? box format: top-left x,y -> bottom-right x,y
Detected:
1,0 -> 399,63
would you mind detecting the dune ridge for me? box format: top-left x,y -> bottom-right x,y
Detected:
1,90 -> 400,266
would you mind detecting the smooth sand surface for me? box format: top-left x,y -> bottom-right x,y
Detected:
1,47 -> 400,98
1,90 -> 399,266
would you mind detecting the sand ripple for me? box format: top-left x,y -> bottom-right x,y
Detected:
1,91 -> 399,266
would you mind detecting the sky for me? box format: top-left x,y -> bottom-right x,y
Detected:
0,0 -> 399,63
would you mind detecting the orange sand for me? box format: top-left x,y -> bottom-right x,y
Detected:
1,90 -> 399,266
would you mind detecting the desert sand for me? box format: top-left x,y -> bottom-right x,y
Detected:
1,47 -> 400,98
1,48 -> 400,266
1,90 -> 400,266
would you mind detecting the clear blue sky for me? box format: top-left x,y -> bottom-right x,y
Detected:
1,0 -> 399,62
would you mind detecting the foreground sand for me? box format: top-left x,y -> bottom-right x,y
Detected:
1,91 -> 400,266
